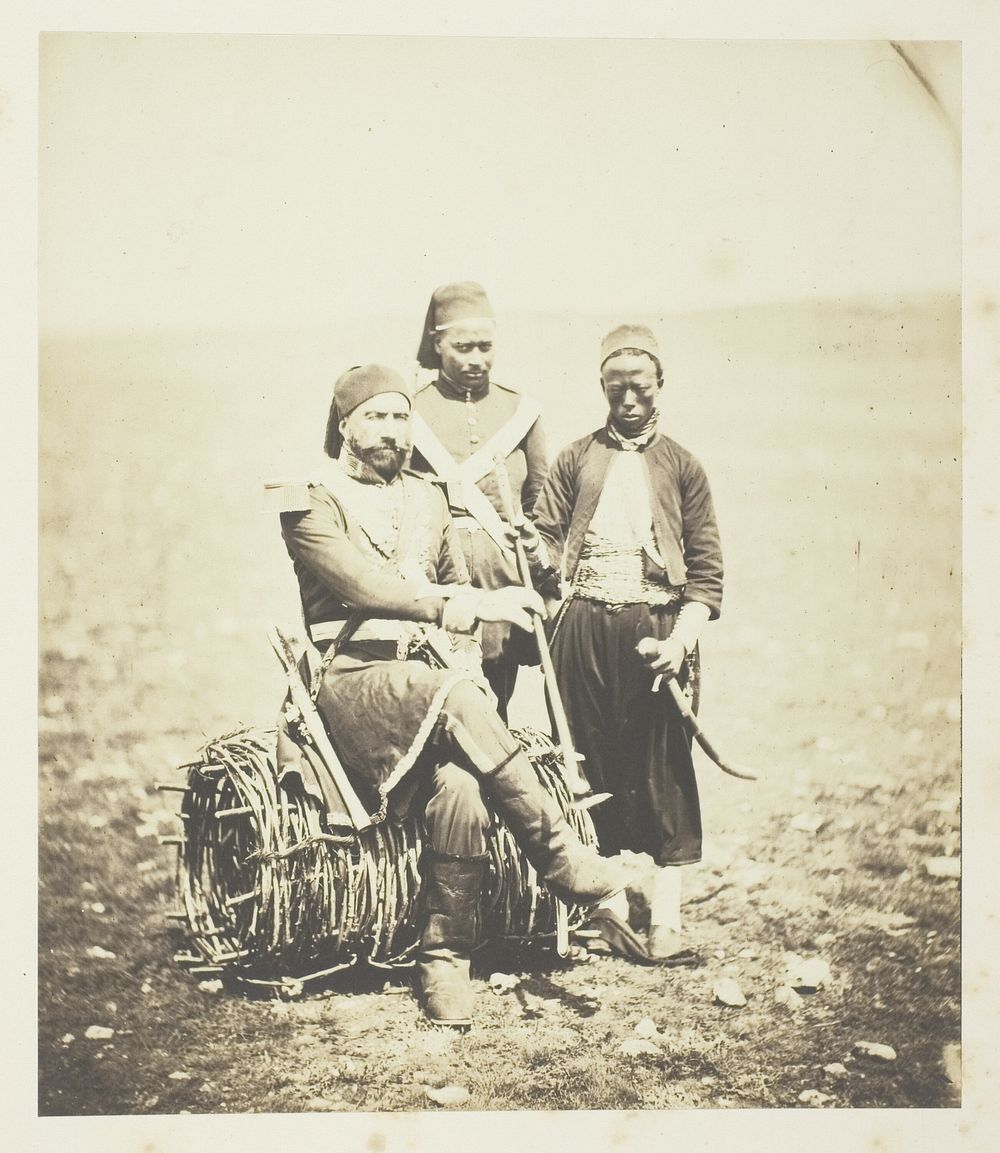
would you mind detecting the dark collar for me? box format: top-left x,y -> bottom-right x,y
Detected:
435,373 -> 491,402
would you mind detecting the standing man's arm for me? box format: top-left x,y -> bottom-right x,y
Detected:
520,417 -> 549,515
530,445 -> 578,582
678,455 -> 724,620
639,455 -> 722,678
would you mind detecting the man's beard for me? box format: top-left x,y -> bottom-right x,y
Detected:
349,438 -> 408,481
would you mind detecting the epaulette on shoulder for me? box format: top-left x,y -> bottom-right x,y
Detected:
263,478 -> 313,513
402,467 -> 446,487
491,380 -> 520,396
413,379 -> 434,395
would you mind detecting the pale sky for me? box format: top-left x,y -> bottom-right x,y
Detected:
39,35 -> 959,333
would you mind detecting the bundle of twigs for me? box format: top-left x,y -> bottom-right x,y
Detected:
163,725 -> 597,989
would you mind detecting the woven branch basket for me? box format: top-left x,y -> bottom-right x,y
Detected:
164,725 -> 597,990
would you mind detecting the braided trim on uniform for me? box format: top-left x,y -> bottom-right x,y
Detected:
369,670 -> 475,824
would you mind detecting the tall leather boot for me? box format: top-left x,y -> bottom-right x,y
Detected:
416,851 -> 488,1028
482,751 -> 628,905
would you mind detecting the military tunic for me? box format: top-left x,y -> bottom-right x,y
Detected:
278,463 -> 478,820
410,376 -> 548,713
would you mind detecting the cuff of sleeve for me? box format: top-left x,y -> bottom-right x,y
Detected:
681,588 -> 722,621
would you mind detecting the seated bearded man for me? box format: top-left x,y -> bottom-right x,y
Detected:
274,364 -> 627,1027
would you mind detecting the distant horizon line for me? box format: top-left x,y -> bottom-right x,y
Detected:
38,289 -> 960,344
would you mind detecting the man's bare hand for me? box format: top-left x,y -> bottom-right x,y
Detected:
477,586 -> 546,632
502,518 -> 543,562
636,636 -> 686,679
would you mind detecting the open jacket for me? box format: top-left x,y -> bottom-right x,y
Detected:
531,427 -> 724,618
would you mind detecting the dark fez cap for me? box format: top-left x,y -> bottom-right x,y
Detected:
416,281 -> 495,369
324,364 -> 411,458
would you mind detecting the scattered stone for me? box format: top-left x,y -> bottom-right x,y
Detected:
620,1038 -> 661,1057
798,1089 -> 833,1107
774,985 -> 804,1011
713,978 -> 747,1007
168,1071 -> 192,1081
425,1084 -> 470,1107
712,948 -> 726,960
197,979 -> 224,994
789,812 -> 827,834
136,859 -> 157,873
737,947 -> 756,959
633,1017 -> 661,1039
105,1001 -> 118,1015
140,982 -> 153,994
87,814 -> 109,829
786,956 -> 832,993
488,972 -> 520,995
413,1069 -> 446,1088
84,1025 -> 114,1041
925,857 -> 961,880
85,945 -> 117,960
853,1041 -> 897,1062
61,1034 -> 75,1045
823,1062 -> 849,1078
85,902 -> 107,915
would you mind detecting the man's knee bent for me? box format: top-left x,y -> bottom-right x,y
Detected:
423,761 -> 491,858
441,680 -> 522,772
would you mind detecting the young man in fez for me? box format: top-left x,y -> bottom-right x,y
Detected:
409,281 -> 552,719
273,364 -> 627,1027
530,326 -> 724,962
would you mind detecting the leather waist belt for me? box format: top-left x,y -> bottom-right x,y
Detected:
309,618 -> 415,645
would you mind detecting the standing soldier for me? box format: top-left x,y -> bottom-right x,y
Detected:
531,325 -> 724,963
410,281 -> 551,718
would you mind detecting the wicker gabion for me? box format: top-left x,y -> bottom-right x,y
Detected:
165,725 -> 597,989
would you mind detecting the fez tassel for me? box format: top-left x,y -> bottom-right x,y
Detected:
655,675 -> 760,781
492,460 -> 593,800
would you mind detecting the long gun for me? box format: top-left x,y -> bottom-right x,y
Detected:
268,626 -> 375,830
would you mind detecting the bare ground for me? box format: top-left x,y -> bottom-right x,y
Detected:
38,301 -> 961,1114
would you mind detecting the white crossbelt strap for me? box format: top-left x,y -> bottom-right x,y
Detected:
410,397 -> 539,558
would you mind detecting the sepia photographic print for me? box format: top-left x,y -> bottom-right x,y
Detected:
15,6 -> 998,1150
